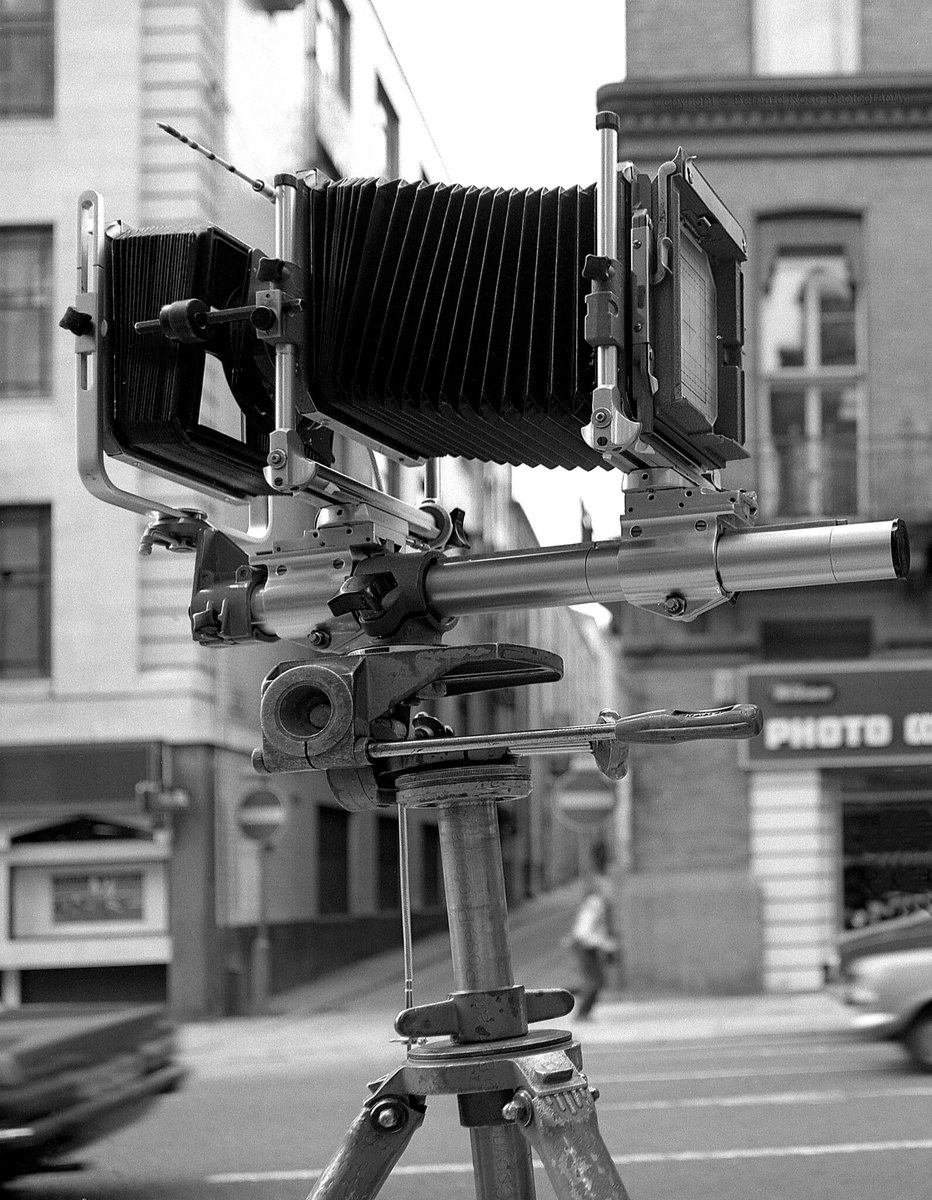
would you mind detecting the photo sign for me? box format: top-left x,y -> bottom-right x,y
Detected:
739,663 -> 932,768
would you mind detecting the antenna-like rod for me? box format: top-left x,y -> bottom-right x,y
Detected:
156,122 -> 275,203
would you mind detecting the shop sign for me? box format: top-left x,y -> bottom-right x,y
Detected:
739,663 -> 932,768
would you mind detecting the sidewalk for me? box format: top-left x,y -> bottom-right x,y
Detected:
178,990 -> 856,1077
260,882 -> 856,1048
179,879 -> 857,1065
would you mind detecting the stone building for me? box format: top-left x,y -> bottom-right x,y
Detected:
599,0 -> 932,992
0,0 -> 601,1015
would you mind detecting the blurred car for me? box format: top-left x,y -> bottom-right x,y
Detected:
0,1004 -> 186,1182
827,910 -> 932,1070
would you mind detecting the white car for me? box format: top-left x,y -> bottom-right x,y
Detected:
831,911 -> 932,1071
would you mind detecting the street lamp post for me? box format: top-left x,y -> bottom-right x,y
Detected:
236,790 -> 286,1016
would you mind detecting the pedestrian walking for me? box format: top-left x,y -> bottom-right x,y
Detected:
568,875 -> 617,1020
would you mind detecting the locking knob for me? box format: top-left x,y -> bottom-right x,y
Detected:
328,572 -> 396,618
59,305 -> 94,337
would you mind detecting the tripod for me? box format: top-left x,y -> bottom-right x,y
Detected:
249,636 -> 760,1200
309,756 -> 630,1200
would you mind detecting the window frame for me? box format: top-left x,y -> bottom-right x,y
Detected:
316,0 -> 351,102
0,0 -> 55,118
0,225 -> 54,398
756,213 -> 867,518
0,504 -> 52,680
375,77 -> 399,179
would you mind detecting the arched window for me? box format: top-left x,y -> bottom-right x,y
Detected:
756,213 -> 865,517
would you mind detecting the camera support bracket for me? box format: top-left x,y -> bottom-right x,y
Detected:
618,473 -> 759,620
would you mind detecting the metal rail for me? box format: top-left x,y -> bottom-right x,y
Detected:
422,518 -> 908,617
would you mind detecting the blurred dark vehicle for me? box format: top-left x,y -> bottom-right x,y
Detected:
0,1004 -> 185,1182
827,910 -> 932,1070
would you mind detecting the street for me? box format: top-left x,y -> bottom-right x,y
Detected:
6,1010 -> 932,1200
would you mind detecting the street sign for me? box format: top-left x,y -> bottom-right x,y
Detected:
236,789 -> 285,843
552,755 -> 617,833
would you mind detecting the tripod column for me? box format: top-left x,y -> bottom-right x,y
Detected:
400,761 -> 536,1200
437,795 -> 513,991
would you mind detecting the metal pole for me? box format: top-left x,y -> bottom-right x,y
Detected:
437,798 -> 513,991
397,807 -> 415,1013
595,113 -> 619,403
274,177 -> 298,433
424,458 -> 441,502
422,519 -> 907,617
250,841 -> 272,1015
435,796 -> 535,1200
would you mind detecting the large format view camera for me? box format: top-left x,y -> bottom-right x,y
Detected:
66,113 -> 906,652
86,125 -> 745,500
64,114 -> 910,1200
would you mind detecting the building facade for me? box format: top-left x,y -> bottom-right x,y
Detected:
599,0 -> 932,992
0,0 -> 602,1016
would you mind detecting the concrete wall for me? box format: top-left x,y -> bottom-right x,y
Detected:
749,770 -> 840,991
625,0 -> 932,80
625,0 -> 753,79
861,1 -> 932,71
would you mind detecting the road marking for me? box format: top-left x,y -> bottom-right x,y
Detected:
597,1061 -> 893,1083
612,1140 -> 932,1165
591,1039 -> 866,1059
206,1139 -> 932,1184
600,1084 -> 932,1111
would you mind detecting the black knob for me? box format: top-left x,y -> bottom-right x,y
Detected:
59,305 -> 93,337
328,572 -> 395,618
250,305 -> 276,332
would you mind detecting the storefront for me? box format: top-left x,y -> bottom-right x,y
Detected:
0,744 -> 176,1008
740,662 -> 932,991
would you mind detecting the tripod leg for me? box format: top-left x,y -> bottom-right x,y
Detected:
512,1084 -> 632,1200
469,1124 -> 536,1200
307,1094 -> 425,1200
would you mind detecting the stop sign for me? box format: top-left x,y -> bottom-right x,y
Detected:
237,789 -> 286,843
552,755 -> 617,833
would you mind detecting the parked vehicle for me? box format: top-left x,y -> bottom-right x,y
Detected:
0,1004 -> 185,1182
828,910 -> 932,1070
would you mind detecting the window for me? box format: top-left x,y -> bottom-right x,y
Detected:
754,0 -> 860,74
375,79 -> 399,178
757,215 -> 864,516
760,618 -> 871,661
0,227 -> 53,396
317,806 -> 349,914
316,0 -> 350,100
0,0 -> 54,116
0,505 -> 51,678
377,813 -> 399,910
0,744 -> 150,805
